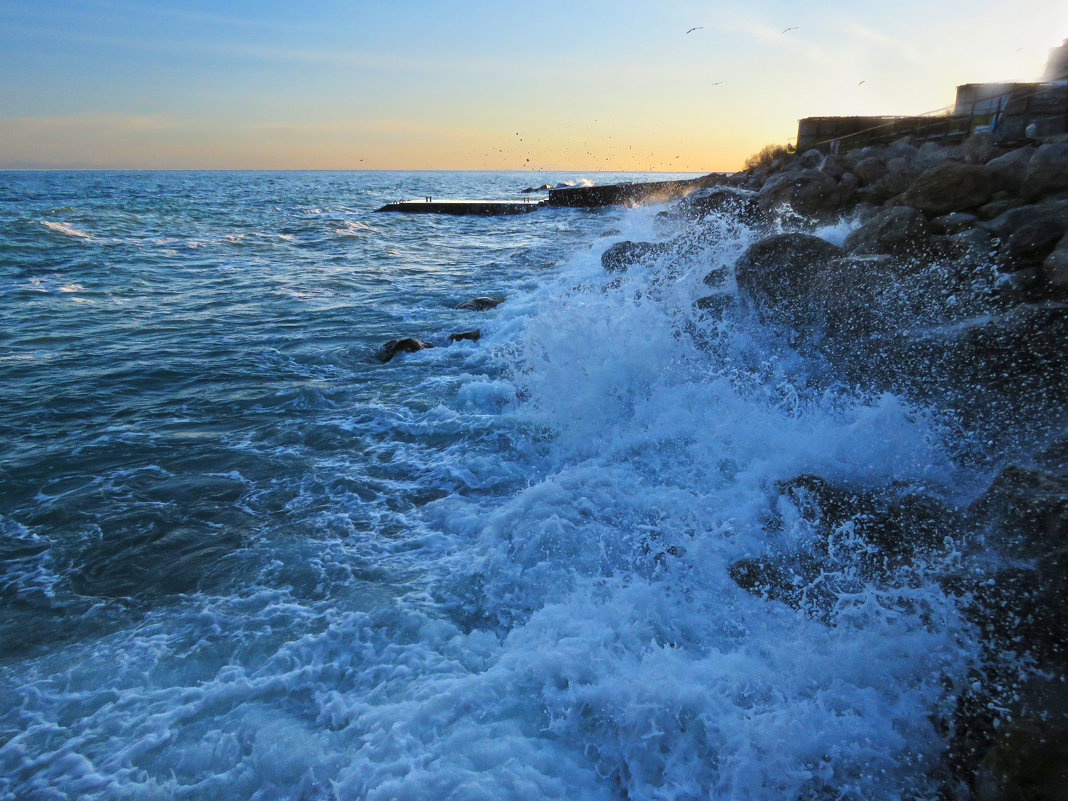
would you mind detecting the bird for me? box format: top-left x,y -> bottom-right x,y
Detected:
686,26 -> 703,34
782,26 -> 798,33
858,80 -> 866,86
710,81 -> 724,86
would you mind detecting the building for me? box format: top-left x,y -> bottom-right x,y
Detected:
796,38 -> 1068,152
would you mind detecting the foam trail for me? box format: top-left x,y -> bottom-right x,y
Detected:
40,220 -> 92,239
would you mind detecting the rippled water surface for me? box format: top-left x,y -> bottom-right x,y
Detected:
1,171 -> 983,800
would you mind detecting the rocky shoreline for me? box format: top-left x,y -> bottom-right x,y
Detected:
611,137 -> 1067,799
376,138 -> 1067,798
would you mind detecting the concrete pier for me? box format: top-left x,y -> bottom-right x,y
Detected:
546,174 -> 725,208
376,199 -> 545,215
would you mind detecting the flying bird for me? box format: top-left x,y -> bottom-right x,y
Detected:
858,80 -> 866,86
782,26 -> 798,33
686,26 -> 703,34
710,81 -> 724,86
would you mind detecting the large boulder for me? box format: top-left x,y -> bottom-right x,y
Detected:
756,169 -> 839,215
999,214 -> 1068,271
844,206 -> 932,256
456,296 -> 506,310
674,186 -> 761,223
734,233 -> 843,319
904,162 -> 996,215
375,337 -> 434,363
1043,234 -> 1068,294
985,146 -> 1035,193
853,157 -> 888,187
1021,143 -> 1068,201
600,240 -> 670,272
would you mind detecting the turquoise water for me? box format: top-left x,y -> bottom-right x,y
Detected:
1,171 -> 980,800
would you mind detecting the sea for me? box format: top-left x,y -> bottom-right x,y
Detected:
0,170 -> 990,800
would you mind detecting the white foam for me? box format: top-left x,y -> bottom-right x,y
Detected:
40,220 -> 92,239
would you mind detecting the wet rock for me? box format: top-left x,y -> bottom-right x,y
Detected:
931,212 -> 978,235
977,198 -> 1025,221
974,721 -> 1068,801
798,148 -> 824,169
836,172 -> 860,205
819,154 -> 848,181
456,296 -> 506,311
694,294 -> 733,316
734,233 -> 843,320
375,337 -> 434,363
448,330 -> 481,342
904,162 -> 996,215
985,146 -> 1035,193
756,168 -> 839,215
844,206 -> 932,256
913,142 -> 956,172
999,214 -> 1068,271
674,186 -> 761,223
967,465 -> 1068,558
1021,143 -> 1068,201
600,240 -> 670,272
1042,233 -> 1068,294
853,156 -> 888,187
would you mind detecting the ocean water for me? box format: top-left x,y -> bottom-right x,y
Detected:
0,171 -> 987,800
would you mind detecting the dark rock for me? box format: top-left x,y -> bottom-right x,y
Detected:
914,142 -> 956,172
756,169 -> 839,215
798,148 -> 824,169
600,240 -> 670,272
694,294 -> 733,316
844,206 -> 932,256
674,187 -> 761,223
977,198 -> 1025,221
853,156 -> 888,187
835,172 -> 859,206
1021,143 -> 1068,201
1000,214 -> 1068,271
974,721 -> 1068,801
931,212 -> 978,235
820,155 -> 848,181
985,146 -> 1035,193
1043,234 -> 1068,294
734,233 -> 843,320
375,337 -> 434,363
904,162 -> 996,215
448,330 -> 481,342
967,465 -> 1068,558
457,296 -> 506,311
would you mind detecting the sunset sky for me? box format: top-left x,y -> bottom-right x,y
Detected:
1,0 -> 1065,171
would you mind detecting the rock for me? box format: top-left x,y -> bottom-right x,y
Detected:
675,187 -> 761,223
999,214 -> 1068,271
375,337 -> 434,363
1043,234 -> 1068,294
819,155 -> 848,181
600,241 -> 669,272
844,206 -> 932,256
977,198 -> 1025,220
798,148 -> 824,169
931,212 -> 978,235
1021,143 -> 1068,201
913,142 -> 956,171
904,162 -> 996,215
734,233 -> 843,319
756,169 -> 840,215
457,296 -> 506,311
448,330 -> 481,342
853,156 -> 888,187
881,156 -> 915,196
974,721 -> 1068,801
694,294 -> 733,316
985,146 -> 1035,193
968,465 -> 1068,558
836,172 -> 859,206
981,200 -> 1068,240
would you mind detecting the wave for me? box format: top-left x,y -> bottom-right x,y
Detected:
39,220 -> 92,240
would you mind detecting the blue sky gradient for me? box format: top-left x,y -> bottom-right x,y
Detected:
2,0 -> 1065,169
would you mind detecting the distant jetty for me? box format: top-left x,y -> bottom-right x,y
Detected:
375,175 -> 727,216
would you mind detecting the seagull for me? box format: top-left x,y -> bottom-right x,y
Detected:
858,80 -> 866,86
782,26 -> 798,33
686,26 -> 703,34
711,81 -> 724,86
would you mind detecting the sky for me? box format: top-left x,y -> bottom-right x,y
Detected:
1,0 -> 1065,171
